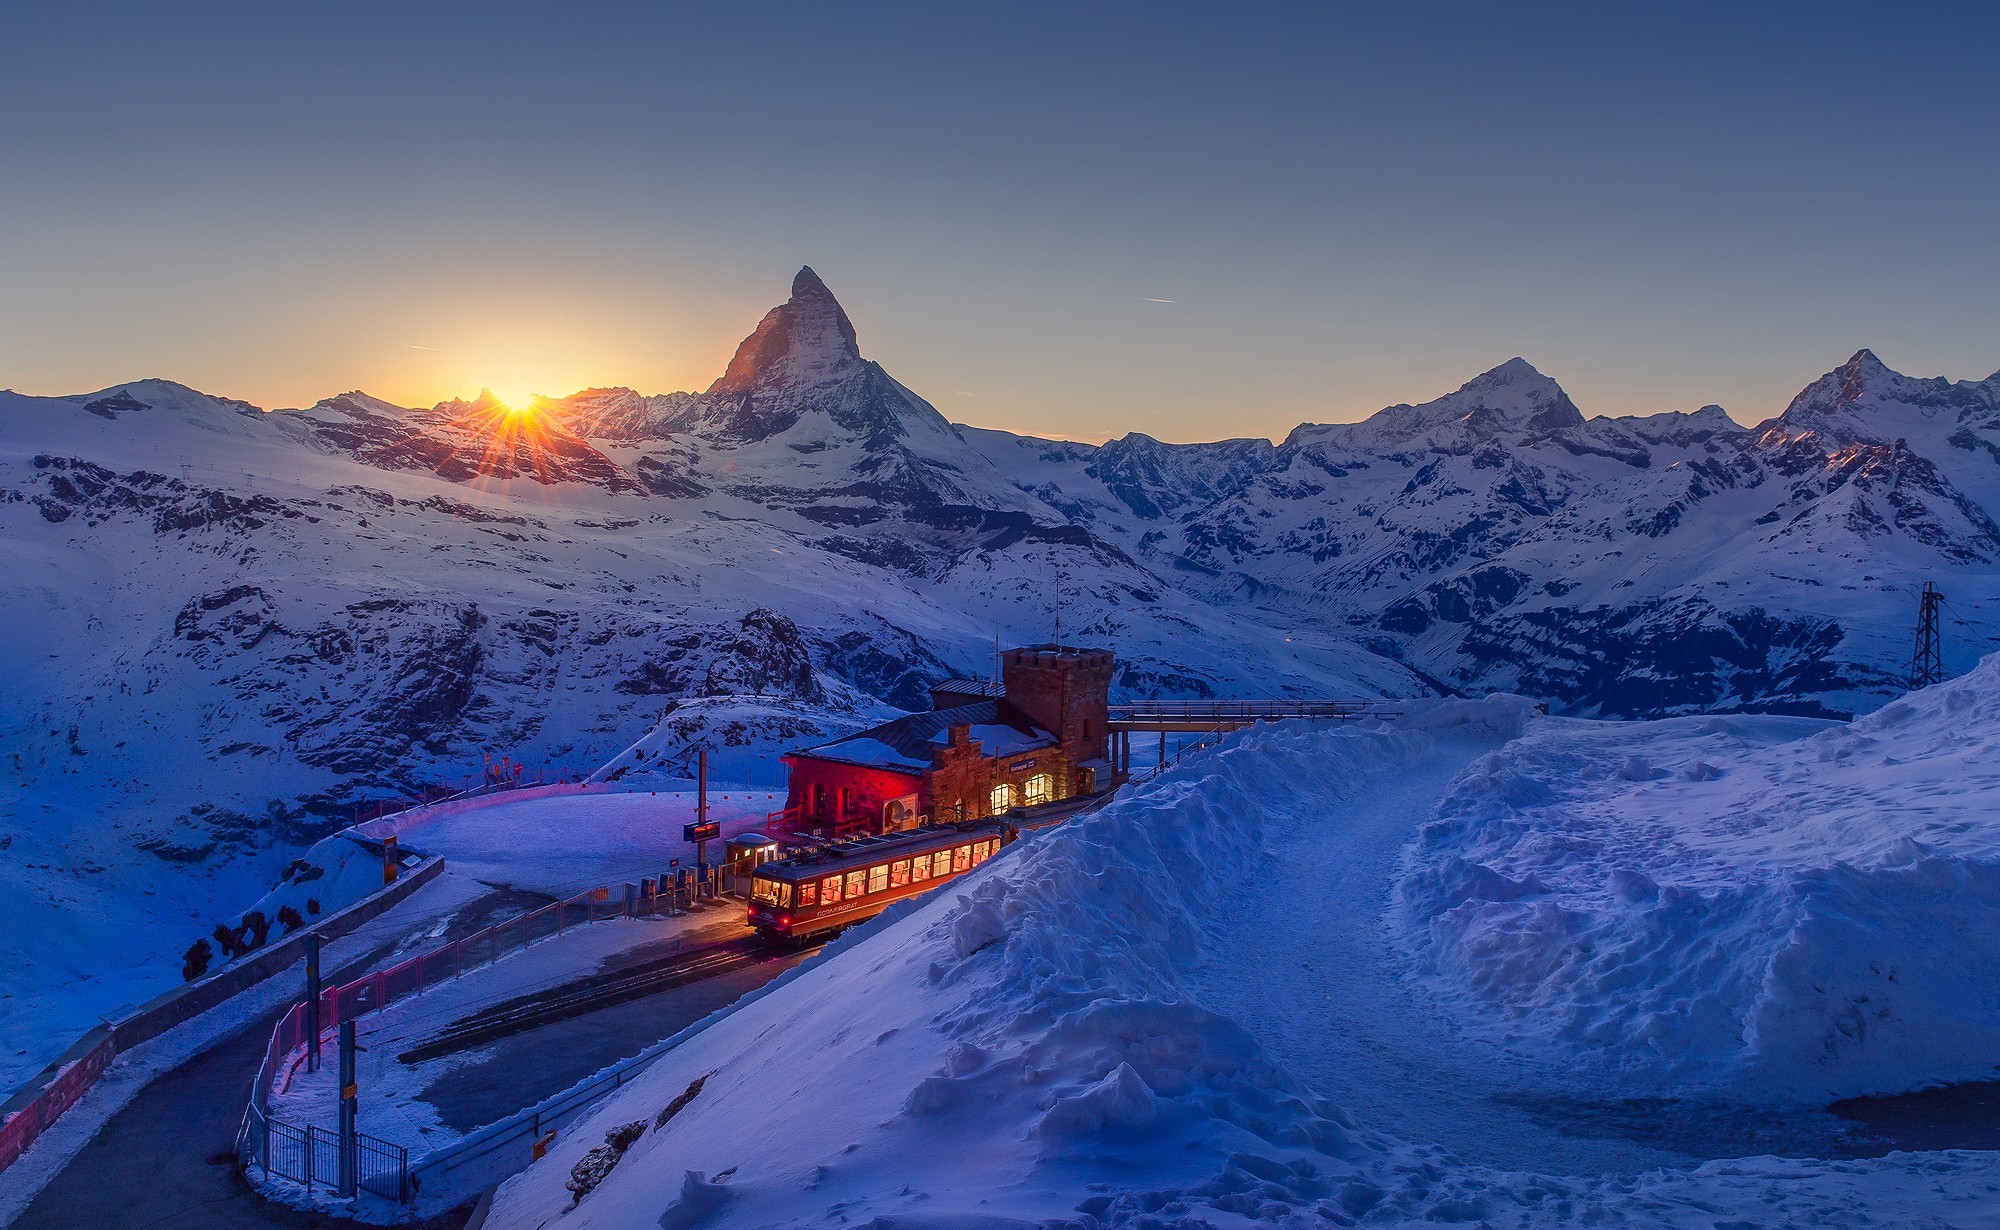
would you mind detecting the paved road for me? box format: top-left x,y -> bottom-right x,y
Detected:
9,893 -> 805,1230
9,890 -> 544,1230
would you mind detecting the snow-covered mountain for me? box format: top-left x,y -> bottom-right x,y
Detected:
4,264 -> 1997,1090
967,349 -> 2000,719
0,268 -> 1406,1083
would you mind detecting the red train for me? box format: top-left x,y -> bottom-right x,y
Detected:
746,819 -> 1017,940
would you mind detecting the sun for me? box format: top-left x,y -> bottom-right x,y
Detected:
490,388 -> 543,414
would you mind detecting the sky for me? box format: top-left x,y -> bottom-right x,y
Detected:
3,2 -> 1997,444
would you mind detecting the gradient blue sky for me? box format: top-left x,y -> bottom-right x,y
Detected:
4,2 -> 1997,442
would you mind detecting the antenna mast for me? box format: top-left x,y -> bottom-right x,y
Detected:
1910,581 -> 1946,689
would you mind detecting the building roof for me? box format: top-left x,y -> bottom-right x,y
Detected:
795,700 -> 1056,773
753,819 -> 1014,882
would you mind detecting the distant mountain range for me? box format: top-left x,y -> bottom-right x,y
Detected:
3,265 -> 1996,1059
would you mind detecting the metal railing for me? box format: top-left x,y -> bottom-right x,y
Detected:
1124,722 -> 1237,786
240,876 -> 707,1203
258,1120 -> 410,1202
1109,698 -> 1394,724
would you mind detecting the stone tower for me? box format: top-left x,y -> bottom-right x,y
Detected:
1001,645 -> 1114,767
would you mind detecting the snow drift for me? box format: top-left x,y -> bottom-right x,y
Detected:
1399,654 -> 2000,1100
483,701 -> 2000,1229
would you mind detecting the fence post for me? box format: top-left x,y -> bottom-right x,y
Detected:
305,935 -> 322,1073
338,1022 -> 358,1198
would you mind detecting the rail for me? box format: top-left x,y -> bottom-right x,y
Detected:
239,875 -> 707,1205
1123,720 -> 1238,786
1109,698 -> 1395,723
0,854 -> 443,1180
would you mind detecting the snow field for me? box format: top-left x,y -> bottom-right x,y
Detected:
394,786 -> 783,896
483,699 -> 2000,1229
1399,655 -> 2000,1100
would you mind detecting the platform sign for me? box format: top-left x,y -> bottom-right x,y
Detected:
683,820 -> 721,843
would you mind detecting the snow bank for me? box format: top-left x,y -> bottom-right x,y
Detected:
482,718 -> 1391,1230
484,701 -> 2000,1229
1399,655 -> 2000,1100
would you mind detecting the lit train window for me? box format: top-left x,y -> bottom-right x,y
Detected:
953,845 -> 971,873
912,853 -> 932,882
971,840 -> 988,864
845,870 -> 866,899
822,875 -> 843,904
869,864 -> 889,894
752,878 -> 782,905
890,859 -> 910,888
799,881 -> 818,906
1025,774 -> 1052,805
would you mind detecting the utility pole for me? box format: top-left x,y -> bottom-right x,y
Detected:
305,934 -> 322,1073
337,1020 -> 359,1198
697,748 -> 709,892
1911,581 -> 1946,689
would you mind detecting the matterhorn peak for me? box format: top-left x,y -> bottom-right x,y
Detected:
789,264 -> 836,302
706,265 -> 864,399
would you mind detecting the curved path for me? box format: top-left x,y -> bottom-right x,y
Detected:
1184,720 -> 1958,1176
10,946 -> 473,1230
4,885 -> 551,1230
1187,723 -> 1697,1175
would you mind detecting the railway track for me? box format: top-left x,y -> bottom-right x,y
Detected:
398,932 -> 811,1063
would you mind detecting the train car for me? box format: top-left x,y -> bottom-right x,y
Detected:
746,819 -> 1017,940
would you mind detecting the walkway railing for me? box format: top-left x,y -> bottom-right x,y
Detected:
240,876 -> 706,1204
0,855 -> 443,1181
1109,698 -> 1395,724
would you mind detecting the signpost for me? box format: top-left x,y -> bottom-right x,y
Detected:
686,748 -> 714,891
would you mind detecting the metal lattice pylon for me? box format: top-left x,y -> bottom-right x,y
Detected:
1909,581 -> 1945,689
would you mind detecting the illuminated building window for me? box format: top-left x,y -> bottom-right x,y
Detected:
990,783 -> 1014,813
1024,774 -> 1052,805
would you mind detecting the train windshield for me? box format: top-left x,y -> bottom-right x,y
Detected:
751,877 -> 791,907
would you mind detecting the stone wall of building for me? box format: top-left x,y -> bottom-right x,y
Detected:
1001,646 -> 1114,767
919,723 -> 1073,822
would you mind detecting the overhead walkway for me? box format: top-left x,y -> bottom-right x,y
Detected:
1106,699 -> 1401,777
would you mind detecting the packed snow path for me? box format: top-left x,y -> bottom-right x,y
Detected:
1188,717 -> 1689,1174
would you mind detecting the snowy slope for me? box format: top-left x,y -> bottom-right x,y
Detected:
1400,652 -> 2000,1101
481,698 -> 2000,1230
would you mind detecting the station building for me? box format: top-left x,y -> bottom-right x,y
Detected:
778,645 -> 1115,836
